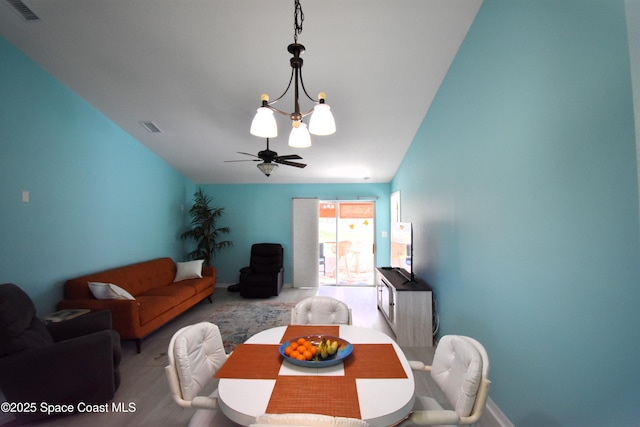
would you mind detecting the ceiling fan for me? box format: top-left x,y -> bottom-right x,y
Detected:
225,138 -> 307,176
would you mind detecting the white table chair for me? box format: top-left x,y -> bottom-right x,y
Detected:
290,296 -> 352,325
165,322 -> 228,410
399,335 -> 490,426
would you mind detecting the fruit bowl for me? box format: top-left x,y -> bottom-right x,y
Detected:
279,335 -> 353,368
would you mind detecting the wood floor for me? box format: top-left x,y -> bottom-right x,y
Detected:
18,286 -> 501,427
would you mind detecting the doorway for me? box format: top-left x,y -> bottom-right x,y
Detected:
319,201 -> 375,286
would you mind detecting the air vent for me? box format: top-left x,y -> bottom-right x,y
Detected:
140,121 -> 162,133
4,0 -> 40,21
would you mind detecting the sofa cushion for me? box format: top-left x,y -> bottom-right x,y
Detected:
138,284 -> 196,301
179,277 -> 216,294
136,296 -> 180,326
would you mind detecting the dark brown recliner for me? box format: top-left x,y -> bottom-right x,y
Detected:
239,243 -> 284,298
0,283 -> 121,424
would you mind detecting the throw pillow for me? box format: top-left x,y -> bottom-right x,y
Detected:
88,282 -> 135,300
174,260 -> 204,282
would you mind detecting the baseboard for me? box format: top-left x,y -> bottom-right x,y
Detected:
216,282 -> 234,288
486,397 -> 514,427
216,282 -> 295,289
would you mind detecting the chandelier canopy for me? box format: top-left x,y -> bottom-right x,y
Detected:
250,0 -> 336,148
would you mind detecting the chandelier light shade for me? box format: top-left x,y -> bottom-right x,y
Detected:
250,0 -> 335,147
257,162 -> 278,177
250,99 -> 278,138
308,99 -> 336,136
288,122 -> 311,148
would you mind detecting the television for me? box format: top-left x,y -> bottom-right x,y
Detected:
390,221 -> 414,282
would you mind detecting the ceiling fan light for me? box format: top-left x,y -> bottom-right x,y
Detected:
257,162 -> 278,176
308,103 -> 336,136
288,122 -> 311,148
250,107 -> 278,138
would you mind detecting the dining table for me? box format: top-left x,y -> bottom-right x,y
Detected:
215,324 -> 415,427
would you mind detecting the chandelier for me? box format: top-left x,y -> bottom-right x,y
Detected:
250,0 -> 336,148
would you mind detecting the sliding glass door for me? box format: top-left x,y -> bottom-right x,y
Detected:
319,201 -> 375,286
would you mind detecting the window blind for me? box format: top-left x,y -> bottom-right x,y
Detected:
292,198 -> 319,288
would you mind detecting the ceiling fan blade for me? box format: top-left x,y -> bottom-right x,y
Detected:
276,159 -> 307,168
237,151 -> 261,159
224,159 -> 261,163
276,154 -> 302,160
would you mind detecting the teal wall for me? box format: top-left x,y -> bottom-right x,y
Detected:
0,37 -> 194,314
198,183 -> 390,284
0,35 -> 390,314
5,1 -> 640,424
392,1 -> 640,426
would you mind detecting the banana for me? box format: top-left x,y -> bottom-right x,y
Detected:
327,340 -> 339,355
321,348 -> 328,359
316,339 -> 339,360
316,340 -> 327,360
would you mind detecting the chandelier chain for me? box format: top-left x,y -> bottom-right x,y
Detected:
293,0 -> 304,43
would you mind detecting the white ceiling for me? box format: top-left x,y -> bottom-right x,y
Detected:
1,0 -> 482,184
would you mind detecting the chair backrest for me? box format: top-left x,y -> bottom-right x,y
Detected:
460,336 -> 489,378
252,413 -> 369,427
0,283 -> 53,357
430,335 -> 485,418
166,322 -> 227,403
337,240 -> 352,256
291,296 -> 352,325
250,243 -> 284,272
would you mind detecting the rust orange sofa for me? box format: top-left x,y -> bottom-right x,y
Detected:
57,258 -> 215,352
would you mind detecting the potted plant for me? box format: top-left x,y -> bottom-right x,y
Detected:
181,188 -> 232,268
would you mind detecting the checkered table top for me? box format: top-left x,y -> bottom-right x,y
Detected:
216,325 -> 411,422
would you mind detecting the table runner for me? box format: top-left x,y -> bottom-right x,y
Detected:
215,344 -> 282,379
266,376 -> 361,419
280,325 -> 340,343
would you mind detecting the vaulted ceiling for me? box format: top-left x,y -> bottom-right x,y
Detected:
1,0 -> 482,183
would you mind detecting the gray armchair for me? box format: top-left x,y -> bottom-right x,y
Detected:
0,283 -> 121,424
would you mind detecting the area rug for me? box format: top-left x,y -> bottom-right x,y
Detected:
208,301 -> 295,352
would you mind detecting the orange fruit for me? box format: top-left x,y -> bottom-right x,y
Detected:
290,350 -> 300,359
285,346 -> 293,356
297,337 -> 307,345
303,350 -> 312,360
290,342 -> 299,350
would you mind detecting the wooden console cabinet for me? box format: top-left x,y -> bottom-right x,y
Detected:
376,267 -> 433,347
